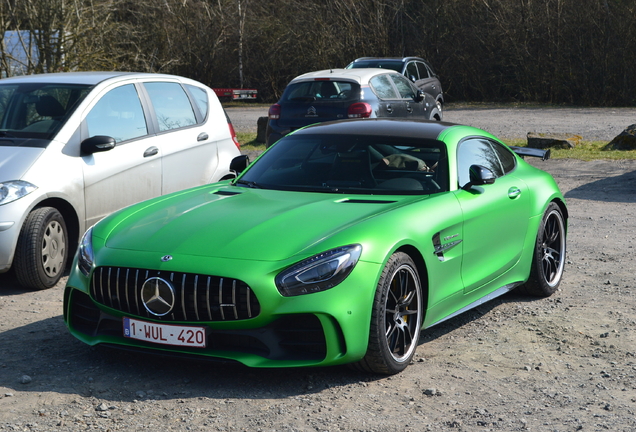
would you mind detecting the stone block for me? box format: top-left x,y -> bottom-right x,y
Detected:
526,132 -> 582,149
603,124 -> 636,150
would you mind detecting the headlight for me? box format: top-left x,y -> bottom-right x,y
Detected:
275,244 -> 362,297
0,180 -> 37,205
78,227 -> 95,277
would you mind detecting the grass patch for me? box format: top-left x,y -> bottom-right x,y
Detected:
222,101 -> 270,109
236,132 -> 265,151
501,139 -> 636,161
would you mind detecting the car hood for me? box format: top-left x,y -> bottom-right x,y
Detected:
100,185 -> 419,262
0,146 -> 45,182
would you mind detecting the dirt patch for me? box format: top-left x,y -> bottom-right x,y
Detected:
1,126 -> 636,431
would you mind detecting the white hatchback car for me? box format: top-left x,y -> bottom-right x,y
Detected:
0,72 -> 242,290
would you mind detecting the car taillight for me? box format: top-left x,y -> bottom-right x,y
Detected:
226,116 -> 240,150
347,102 -> 372,118
268,104 -> 281,119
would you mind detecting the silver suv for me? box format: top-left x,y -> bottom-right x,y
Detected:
0,72 -> 241,290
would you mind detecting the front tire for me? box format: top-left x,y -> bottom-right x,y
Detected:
520,202 -> 566,297
353,252 -> 422,375
14,207 -> 68,290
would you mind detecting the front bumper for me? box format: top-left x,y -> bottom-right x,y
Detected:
0,197 -> 36,272
63,250 -> 380,368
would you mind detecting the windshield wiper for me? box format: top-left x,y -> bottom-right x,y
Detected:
0,131 -> 17,138
235,179 -> 262,189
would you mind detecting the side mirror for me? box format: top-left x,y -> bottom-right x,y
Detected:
230,154 -> 250,175
81,135 -> 115,155
409,75 -> 417,83
414,90 -> 425,103
462,165 -> 496,190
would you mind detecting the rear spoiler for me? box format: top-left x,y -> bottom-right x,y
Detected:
510,146 -> 551,161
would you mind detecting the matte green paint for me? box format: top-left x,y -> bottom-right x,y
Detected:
64,125 -> 566,369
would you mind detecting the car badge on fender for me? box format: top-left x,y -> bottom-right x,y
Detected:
161,255 -> 173,262
140,277 -> 176,316
305,106 -> 318,118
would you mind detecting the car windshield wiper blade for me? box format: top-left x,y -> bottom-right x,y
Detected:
235,179 -> 262,189
0,131 -> 17,138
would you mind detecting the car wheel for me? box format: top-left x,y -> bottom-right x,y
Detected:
353,252 -> 422,375
14,207 -> 68,290
520,202 -> 566,297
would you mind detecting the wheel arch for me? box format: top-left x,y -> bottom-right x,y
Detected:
429,107 -> 442,121
394,244 -> 429,317
552,197 -> 568,223
34,197 -> 80,267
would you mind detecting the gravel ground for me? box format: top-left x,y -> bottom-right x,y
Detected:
1,106 -> 635,431
226,104 -> 636,142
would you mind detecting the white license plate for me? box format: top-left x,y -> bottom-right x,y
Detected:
123,317 -> 206,348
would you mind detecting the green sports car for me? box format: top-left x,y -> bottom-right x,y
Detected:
63,119 -> 567,375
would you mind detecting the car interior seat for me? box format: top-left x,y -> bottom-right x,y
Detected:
36,95 -> 66,118
330,150 -> 376,188
320,82 -> 338,99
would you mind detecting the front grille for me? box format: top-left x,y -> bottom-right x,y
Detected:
90,267 -> 261,322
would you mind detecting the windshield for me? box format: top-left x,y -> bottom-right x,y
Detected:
0,82 -> 92,143
282,81 -> 360,103
236,133 -> 448,195
348,60 -> 403,73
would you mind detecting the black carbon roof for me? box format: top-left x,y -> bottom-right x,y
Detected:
294,118 -> 458,141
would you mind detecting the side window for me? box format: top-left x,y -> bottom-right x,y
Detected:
457,139 -> 506,187
491,141 -> 517,174
416,62 -> 431,79
405,62 -> 419,81
85,84 -> 148,143
185,84 -> 209,121
390,74 -> 416,99
370,75 -> 399,100
144,82 -> 196,132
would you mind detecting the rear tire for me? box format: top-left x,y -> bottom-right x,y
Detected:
520,202 -> 566,297
352,252 -> 422,375
14,207 -> 68,290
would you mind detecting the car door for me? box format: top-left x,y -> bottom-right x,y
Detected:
140,81 -> 221,194
453,138 -> 530,294
81,82 -> 162,228
415,61 -> 442,102
389,74 -> 428,119
368,74 -> 407,118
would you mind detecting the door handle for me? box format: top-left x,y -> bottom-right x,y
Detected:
508,187 -> 521,199
197,132 -> 209,142
386,105 -> 393,114
143,146 -> 159,158
406,103 -> 413,113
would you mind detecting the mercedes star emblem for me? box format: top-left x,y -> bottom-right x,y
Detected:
140,277 -> 176,316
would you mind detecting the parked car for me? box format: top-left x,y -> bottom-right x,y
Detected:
0,72 -> 241,290
346,57 -> 444,112
64,118 -> 567,375
265,68 -> 441,147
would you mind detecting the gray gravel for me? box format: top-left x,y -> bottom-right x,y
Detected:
226,104 -> 636,141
